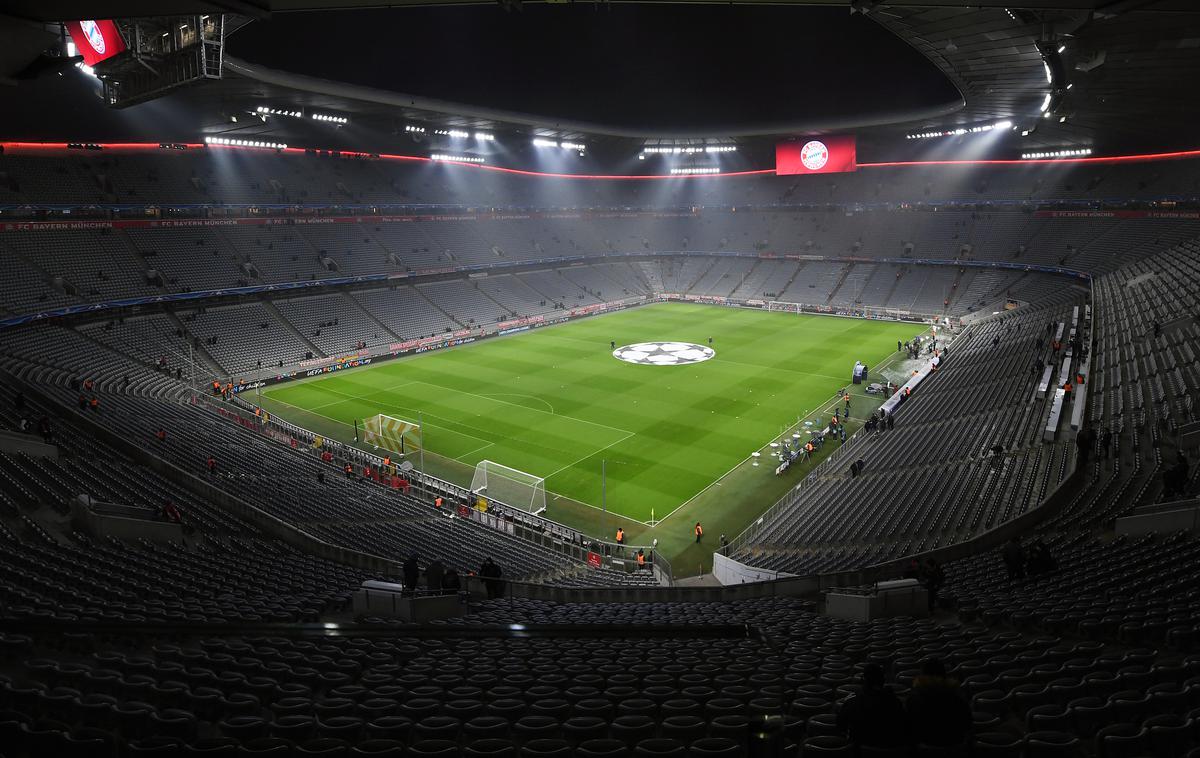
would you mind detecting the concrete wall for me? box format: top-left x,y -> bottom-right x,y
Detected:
713,552 -> 794,586
1116,499 -> 1200,537
0,430 -> 58,459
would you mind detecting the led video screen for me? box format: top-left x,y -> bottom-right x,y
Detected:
776,135 -> 857,175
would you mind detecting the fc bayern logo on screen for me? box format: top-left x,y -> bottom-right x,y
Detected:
80,20 -> 106,54
800,140 -> 829,171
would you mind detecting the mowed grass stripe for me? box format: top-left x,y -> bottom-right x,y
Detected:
278,376 -> 628,476
263,302 -> 920,521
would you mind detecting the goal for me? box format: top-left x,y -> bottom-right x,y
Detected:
470,460 -> 547,516
360,413 -> 422,456
767,300 -> 803,314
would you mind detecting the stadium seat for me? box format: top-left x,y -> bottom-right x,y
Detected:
410,740 -> 465,758
686,737 -> 742,757
350,740 -> 406,758
1025,731 -> 1082,758
632,738 -> 686,757
801,735 -> 854,756
575,739 -> 631,758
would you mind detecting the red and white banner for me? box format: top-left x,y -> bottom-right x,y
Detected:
776,136 -> 857,175
65,20 -> 126,66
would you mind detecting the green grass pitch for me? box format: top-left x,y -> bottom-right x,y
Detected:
261,302 -> 920,528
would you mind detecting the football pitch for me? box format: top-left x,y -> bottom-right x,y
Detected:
259,302 -> 921,560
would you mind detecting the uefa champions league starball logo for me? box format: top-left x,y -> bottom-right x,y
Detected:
80,20 -> 106,54
612,342 -> 715,366
800,140 -> 829,171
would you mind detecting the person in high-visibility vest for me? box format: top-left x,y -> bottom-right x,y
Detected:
636,550 -> 646,568
615,527 -> 625,545
434,496 -> 444,509
694,522 -> 704,544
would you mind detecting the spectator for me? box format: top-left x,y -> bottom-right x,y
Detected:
922,558 -> 945,611
160,500 -> 182,524
480,557 -> 503,599
403,555 -> 420,591
316,471 -> 325,485
442,568 -> 461,592
906,659 -> 971,749
1162,452 -> 1191,499
1076,427 -> 1095,464
426,560 -> 445,593
1027,538 -> 1058,576
1100,427 -> 1113,460
88,396 -> 99,412
836,663 -> 908,750
1002,536 -> 1025,581
206,456 -> 217,475
156,428 -> 167,443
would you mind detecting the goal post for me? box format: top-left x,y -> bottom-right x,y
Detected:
470,460 -> 546,516
361,413 -> 422,457
767,300 -> 803,314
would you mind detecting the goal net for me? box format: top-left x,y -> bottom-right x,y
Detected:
361,413 -> 422,457
767,300 -> 803,314
470,460 -> 546,515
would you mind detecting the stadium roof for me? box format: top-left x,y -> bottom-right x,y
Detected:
6,1 -> 1198,20
3,0 -> 1199,160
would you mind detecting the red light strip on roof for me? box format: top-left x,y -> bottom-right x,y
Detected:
1,142 -> 204,150
5,141 -> 1200,175
859,148 -> 1200,168
265,145 -> 772,179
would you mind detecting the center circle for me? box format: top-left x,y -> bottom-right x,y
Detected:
612,342 -> 715,366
